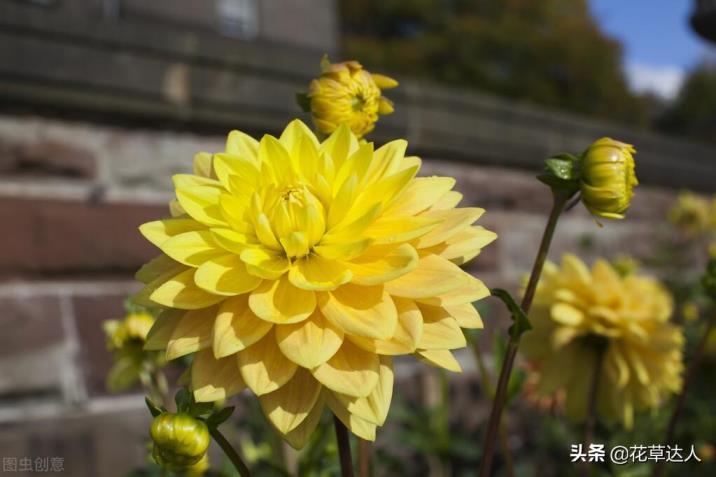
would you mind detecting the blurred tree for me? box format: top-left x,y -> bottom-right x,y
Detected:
657,63 -> 716,143
340,0 -> 648,125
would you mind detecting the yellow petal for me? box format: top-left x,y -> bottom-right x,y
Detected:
314,238 -> 373,261
414,208 -> 484,249
422,226 -> 497,265
213,295 -> 273,358
172,173 -> 221,189
144,309 -> 183,351
347,244 -> 418,286
194,254 -> 263,296
384,254 -> 468,299
275,312 -> 344,368
349,297 -> 423,355
258,368 -> 322,434
445,303 -> 483,329
363,140 -> 406,185
416,304 -> 467,350
430,190 -> 463,210
312,341 -> 379,397
132,261 -> 188,308
212,153 -> 260,191
159,230 -> 223,267
331,355 -> 393,426
192,348 -> 245,402
279,119 -> 319,153
240,247 -> 290,279
320,123 -> 358,169
285,393 -> 325,449
210,227 -> 257,255
551,303 -> 585,326
372,73 -> 398,89
150,268 -> 224,309
319,284 -> 397,340
136,254 -> 181,284
139,218 -> 205,248
238,330 -> 298,395
260,135 -> 296,184
289,255 -> 353,291
176,186 -> 227,227
416,349 -> 462,372
384,177 -> 455,217
249,276 -> 317,324
226,129 -> 259,162
364,216 -> 440,245
416,274 -> 490,307
166,306 -> 217,360
326,392 -> 376,441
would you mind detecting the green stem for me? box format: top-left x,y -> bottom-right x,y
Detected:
209,426 -> 252,477
582,343 -> 606,477
651,314 -> 716,477
358,439 -> 371,477
479,193 -> 568,477
334,415 -> 355,477
469,337 -> 515,477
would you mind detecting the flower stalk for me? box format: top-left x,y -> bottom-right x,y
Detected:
209,426 -> 252,477
479,191 -> 569,477
358,439 -> 371,477
651,313 -> 715,477
334,415 -> 355,477
582,339 -> 607,477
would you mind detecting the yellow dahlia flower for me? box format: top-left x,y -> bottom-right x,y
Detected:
105,312 -> 155,350
521,255 -> 683,428
307,56 -> 397,138
136,120 -> 495,447
579,138 -> 638,220
103,311 -> 161,392
667,191 -> 712,237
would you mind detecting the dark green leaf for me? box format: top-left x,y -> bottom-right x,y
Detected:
206,406 -> 235,428
295,92 -> 311,113
145,397 -> 163,417
174,387 -> 192,413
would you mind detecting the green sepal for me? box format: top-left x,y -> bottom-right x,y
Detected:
490,288 -> 532,340
174,387 -> 192,413
205,406 -> 235,429
145,396 -> 164,417
538,153 -> 581,198
296,92 -> 311,113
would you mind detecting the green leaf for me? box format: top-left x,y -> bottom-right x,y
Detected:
106,356 -> 141,392
295,92 -> 311,113
174,387 -> 192,413
145,397 -> 163,417
490,288 -> 532,340
189,402 -> 215,417
206,406 -> 235,428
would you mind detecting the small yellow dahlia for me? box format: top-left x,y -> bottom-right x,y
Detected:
521,255 -> 684,428
307,56 -> 397,138
667,191 -> 712,237
136,120 -> 495,447
579,138 -> 638,220
104,311 -> 161,392
105,312 -> 155,350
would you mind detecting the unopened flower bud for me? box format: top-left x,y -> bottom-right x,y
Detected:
307,56 -> 397,138
580,137 -> 638,220
150,412 -> 210,471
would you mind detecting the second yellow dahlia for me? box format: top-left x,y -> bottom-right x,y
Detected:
307,56 -> 397,138
521,255 -> 683,428
136,120 -> 496,447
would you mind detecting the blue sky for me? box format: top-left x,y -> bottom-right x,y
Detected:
589,0 -> 716,99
